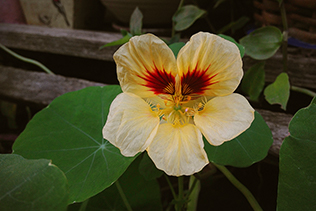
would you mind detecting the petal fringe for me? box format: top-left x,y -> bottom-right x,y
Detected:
147,123 -> 209,176
194,94 -> 254,146
103,93 -> 160,156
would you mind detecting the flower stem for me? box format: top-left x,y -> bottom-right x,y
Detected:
185,175 -> 199,200
115,180 -> 133,211
175,176 -> 185,211
186,175 -> 200,211
0,43 -> 55,75
291,86 -> 316,98
164,174 -> 177,200
279,0 -> 288,73
178,176 -> 184,199
213,163 -> 263,211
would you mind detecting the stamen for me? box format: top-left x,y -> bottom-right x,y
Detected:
184,107 -> 195,116
164,99 -> 170,107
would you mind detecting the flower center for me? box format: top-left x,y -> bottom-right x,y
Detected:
153,94 -> 206,126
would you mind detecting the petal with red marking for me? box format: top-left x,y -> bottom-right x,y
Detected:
194,94 -> 254,146
114,34 -> 178,98
177,32 -> 243,97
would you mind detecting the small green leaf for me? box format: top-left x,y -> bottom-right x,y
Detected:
85,156 -> 162,211
169,42 -> 185,58
0,154 -> 68,211
217,16 -> 250,34
277,98 -> 316,210
138,152 -> 163,181
204,111 -> 273,167
120,29 -> 129,36
99,34 -> 132,49
13,86 -> 137,203
173,5 -> 207,31
264,72 -> 290,110
130,7 -> 143,36
187,175 -> 200,210
213,0 -> 227,8
240,26 -> 283,60
241,62 -> 266,101
218,34 -> 245,58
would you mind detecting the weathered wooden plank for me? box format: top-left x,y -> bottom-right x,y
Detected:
0,65 -> 105,108
256,109 -> 291,157
0,23 -> 119,61
0,65 -> 291,156
243,49 -> 316,89
1,23 -> 315,89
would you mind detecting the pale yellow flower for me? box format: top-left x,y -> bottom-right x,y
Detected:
103,32 -> 254,176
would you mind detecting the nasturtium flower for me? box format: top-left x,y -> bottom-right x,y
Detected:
103,32 -> 254,176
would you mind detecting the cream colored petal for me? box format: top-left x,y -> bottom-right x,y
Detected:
103,92 -> 160,156
194,93 -> 254,146
177,32 -> 243,97
114,34 -> 178,98
147,123 -> 209,176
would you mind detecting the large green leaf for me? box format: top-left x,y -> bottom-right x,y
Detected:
264,72 -> 290,110
0,154 -> 68,211
204,111 -> 273,167
85,156 -> 162,211
173,5 -> 206,31
12,86 -> 136,203
240,26 -> 283,60
241,62 -> 266,101
277,97 -> 316,211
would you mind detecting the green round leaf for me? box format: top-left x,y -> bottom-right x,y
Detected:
0,154 -> 68,211
173,5 -> 206,31
277,98 -> 316,210
168,42 -> 185,58
218,34 -> 245,58
86,156 -> 162,211
241,62 -> 266,101
240,26 -> 283,60
264,72 -> 290,110
204,111 -> 273,167
13,86 -> 136,203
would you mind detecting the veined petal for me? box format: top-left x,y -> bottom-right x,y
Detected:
177,32 -> 243,97
114,34 -> 178,98
147,123 -> 209,176
194,93 -> 254,146
103,92 -> 160,156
